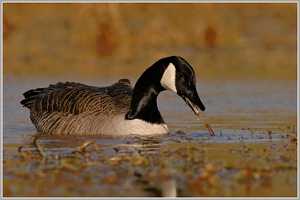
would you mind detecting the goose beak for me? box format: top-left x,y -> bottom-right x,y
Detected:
181,89 -> 205,116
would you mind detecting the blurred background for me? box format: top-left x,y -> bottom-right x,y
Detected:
3,3 -> 297,81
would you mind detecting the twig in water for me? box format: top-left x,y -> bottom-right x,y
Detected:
205,123 -> 216,136
73,141 -> 101,154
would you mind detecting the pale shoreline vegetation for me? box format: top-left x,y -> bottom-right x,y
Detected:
3,3 -> 297,81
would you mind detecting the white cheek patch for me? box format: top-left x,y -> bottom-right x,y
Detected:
160,63 -> 177,93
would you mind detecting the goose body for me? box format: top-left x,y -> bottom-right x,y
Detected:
21,56 -> 205,136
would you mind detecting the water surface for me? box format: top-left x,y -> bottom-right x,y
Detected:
3,74 -> 297,197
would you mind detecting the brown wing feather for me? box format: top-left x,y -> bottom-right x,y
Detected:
20,79 -> 133,130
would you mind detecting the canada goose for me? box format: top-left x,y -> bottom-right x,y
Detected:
21,56 -> 205,136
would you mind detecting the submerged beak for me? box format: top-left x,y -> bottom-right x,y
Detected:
181,89 -> 205,116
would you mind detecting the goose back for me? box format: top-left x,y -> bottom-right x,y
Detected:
21,79 -> 133,135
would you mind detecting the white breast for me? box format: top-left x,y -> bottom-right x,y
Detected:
99,115 -> 169,136
69,114 -> 169,136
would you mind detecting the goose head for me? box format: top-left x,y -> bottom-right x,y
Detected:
126,56 -> 205,124
160,56 -> 205,116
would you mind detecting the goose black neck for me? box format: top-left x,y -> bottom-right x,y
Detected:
125,61 -> 168,124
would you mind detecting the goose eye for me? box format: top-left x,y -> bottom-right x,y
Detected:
178,73 -> 184,78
